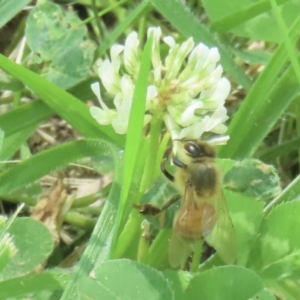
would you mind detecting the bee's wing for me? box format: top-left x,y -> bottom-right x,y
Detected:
204,190 -> 236,264
168,181 -> 215,267
168,232 -> 193,268
168,183 -> 194,268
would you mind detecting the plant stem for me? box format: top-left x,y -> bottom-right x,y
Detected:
146,229 -> 171,268
264,174 -> 300,213
64,211 -> 96,230
71,183 -> 111,208
139,113 -> 163,194
190,240 -> 203,273
112,210 -> 143,258
137,221 -> 150,263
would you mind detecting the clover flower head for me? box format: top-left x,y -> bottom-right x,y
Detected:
90,27 -> 231,145
0,233 -> 17,259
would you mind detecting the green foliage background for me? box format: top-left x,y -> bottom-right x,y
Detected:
0,0 -> 300,299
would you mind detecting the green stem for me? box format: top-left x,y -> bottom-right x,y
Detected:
73,206 -> 102,216
112,210 -> 143,258
73,0 -> 127,28
0,194 -> 36,206
138,15 -> 146,44
64,211 -> 96,230
13,91 -> 21,108
71,183 -> 111,208
111,141 -> 148,258
139,114 -> 163,193
146,229 -> 171,268
91,0 -> 104,38
190,240 -> 203,273
264,174 -> 300,213
137,222 -> 150,263
154,132 -> 170,178
270,0 -> 300,84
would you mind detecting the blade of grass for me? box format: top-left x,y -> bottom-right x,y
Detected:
0,100 -> 52,137
222,62 -> 300,159
219,15 -> 300,159
0,0 -> 31,28
270,0 -> 300,84
77,0 -> 127,28
0,125 -> 36,161
0,139 -> 112,196
150,0 -> 252,90
60,142 -> 121,300
97,0 -> 150,56
210,0 -> 288,33
257,137 -> 300,162
0,129 -> 3,152
112,35 -> 153,250
0,54 -> 125,147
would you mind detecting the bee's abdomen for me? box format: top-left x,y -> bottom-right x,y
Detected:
174,203 -> 216,240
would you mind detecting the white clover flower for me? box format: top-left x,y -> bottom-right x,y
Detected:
90,27 -> 231,144
0,233 -> 17,259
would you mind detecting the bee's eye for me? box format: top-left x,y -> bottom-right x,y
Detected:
184,142 -> 204,157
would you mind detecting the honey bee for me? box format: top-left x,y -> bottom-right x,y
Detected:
161,139 -> 236,267
136,139 -> 236,268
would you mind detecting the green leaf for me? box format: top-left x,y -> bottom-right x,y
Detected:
251,201 -> 300,278
248,289 -> 276,300
265,278 -> 300,300
225,190 -> 264,266
76,259 -> 174,300
25,2 -> 95,89
0,0 -> 31,29
0,271 -> 69,300
162,270 -> 192,300
185,266 -> 263,299
1,218 -> 53,281
260,249 -> 300,281
223,159 -> 281,201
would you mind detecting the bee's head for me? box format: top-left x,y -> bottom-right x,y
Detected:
172,139 -> 215,167
183,140 -> 215,159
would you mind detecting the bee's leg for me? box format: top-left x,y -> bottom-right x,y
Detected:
161,147 -> 187,181
161,147 -> 175,182
133,203 -> 162,216
172,156 -> 186,168
161,194 -> 181,210
134,194 -> 181,216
